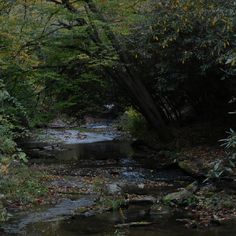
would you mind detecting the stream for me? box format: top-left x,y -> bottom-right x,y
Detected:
3,126 -> 236,236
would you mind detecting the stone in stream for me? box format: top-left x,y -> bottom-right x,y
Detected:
150,204 -> 172,216
163,181 -> 198,205
105,182 -> 150,196
47,116 -> 79,129
106,183 -> 122,195
43,145 -> 54,151
178,159 -> 208,177
3,197 -> 96,234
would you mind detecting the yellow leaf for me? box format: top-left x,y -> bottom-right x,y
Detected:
0,164 -> 9,175
212,17 -> 217,26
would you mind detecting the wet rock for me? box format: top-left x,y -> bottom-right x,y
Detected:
47,116 -> 78,129
163,189 -> 192,204
83,210 -> 96,217
163,182 -> 198,205
137,183 -> 145,189
150,204 -> 172,216
43,146 -> 54,151
4,197 -> 96,234
119,183 -> 149,195
178,160 -> 205,177
78,133 -> 87,140
31,148 -> 41,152
42,144 -> 63,151
106,183 -> 122,195
176,218 -> 197,228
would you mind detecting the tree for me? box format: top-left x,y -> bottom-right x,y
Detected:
46,0 -> 171,141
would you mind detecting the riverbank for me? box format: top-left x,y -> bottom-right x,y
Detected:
130,121 -> 236,229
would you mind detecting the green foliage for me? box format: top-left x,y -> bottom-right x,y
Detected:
0,138 -> 16,155
0,165 -> 48,205
0,79 -> 28,160
207,129 -> 236,179
0,0 -> 235,127
108,198 -> 125,210
0,0 -> 116,126
221,129 -> 236,149
122,0 -> 236,120
0,77 -> 45,213
182,196 -> 198,207
207,160 -> 225,179
0,0 -> 236,225
119,107 -> 147,137
99,197 -> 125,211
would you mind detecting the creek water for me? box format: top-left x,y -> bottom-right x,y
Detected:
3,128 -> 236,236
20,213 -> 236,236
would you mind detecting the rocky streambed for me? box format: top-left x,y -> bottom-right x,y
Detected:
2,125 -> 236,236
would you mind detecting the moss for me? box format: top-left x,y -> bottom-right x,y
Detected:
98,196 -> 125,210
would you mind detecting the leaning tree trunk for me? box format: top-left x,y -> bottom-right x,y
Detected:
51,0 -> 172,141
85,0 -> 172,141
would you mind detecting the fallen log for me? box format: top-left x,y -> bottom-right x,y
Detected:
115,221 -> 153,228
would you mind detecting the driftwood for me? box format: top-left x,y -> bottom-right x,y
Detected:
115,221 -> 153,228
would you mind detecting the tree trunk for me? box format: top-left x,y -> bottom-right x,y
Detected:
52,0 -> 172,141
85,0 -> 172,141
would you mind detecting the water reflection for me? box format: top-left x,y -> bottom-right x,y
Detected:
56,141 -> 133,164
21,209 -> 236,236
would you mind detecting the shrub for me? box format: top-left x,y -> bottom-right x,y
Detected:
207,129 -> 236,179
119,107 -> 147,138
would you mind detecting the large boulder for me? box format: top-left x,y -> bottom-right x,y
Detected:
163,182 -> 198,205
178,160 -> 206,177
163,189 -> 192,205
